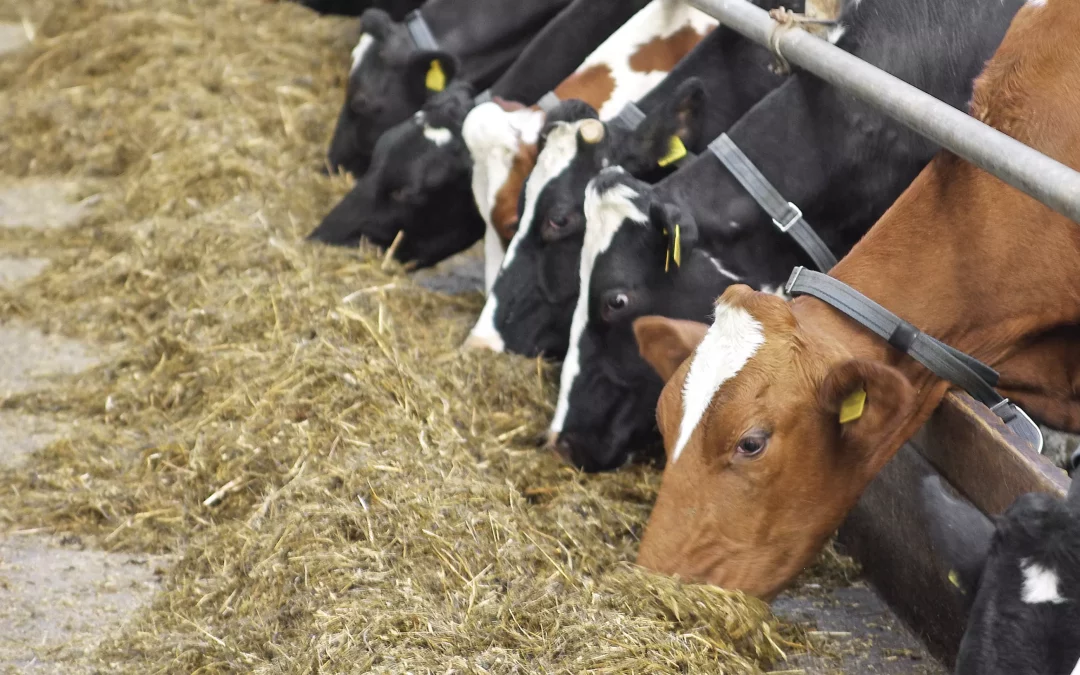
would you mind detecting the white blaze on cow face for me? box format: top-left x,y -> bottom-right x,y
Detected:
466,120 -> 592,350
1072,656 -> 1080,675
350,33 -> 374,74
671,302 -> 766,463
1020,559 -> 1067,604
551,171 -> 646,434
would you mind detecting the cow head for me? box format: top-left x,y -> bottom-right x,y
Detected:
632,284 -> 919,599
464,101 -> 603,358
462,101 -> 546,247
465,85 -> 709,358
327,9 -> 459,176
310,82 -> 484,268
548,168 -> 747,472
922,476 -> 1080,675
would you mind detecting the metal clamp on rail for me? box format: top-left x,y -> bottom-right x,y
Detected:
784,267 -> 1045,453
709,134 -> 838,271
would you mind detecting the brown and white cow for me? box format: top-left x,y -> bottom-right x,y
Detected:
462,0 -> 718,291
630,0 -> 1080,600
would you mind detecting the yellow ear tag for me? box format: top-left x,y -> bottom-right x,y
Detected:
838,388 -> 867,424
948,570 -> 963,590
426,60 -> 446,92
673,224 -> 682,268
657,135 -> 688,168
663,228 -> 671,273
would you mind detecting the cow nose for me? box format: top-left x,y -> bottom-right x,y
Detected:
550,433 -> 576,465
463,329 -> 505,352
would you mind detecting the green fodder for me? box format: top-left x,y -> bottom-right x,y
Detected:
0,0 -> 792,671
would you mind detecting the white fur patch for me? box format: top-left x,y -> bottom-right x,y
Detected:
1026,0 -> 1048,7
464,115 -> 578,349
1072,656 -> 1080,675
423,125 -> 453,147
350,33 -> 374,74
463,103 -> 545,237
827,24 -> 847,44
551,172 -> 646,433
700,251 -> 742,282
671,302 -> 766,463
1021,560 -> 1067,604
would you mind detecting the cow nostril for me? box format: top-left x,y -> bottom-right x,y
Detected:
1070,448 -> 1080,473
553,436 -> 575,464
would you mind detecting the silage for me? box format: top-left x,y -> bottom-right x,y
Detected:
0,0 -> 797,671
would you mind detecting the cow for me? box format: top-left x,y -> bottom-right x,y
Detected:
543,0 -> 1028,472
464,8 -> 800,356
464,0 -> 733,292
629,0 -> 1080,600
311,0 -> 716,270
311,82 -> 484,267
296,0 -> 421,19
326,0 -> 572,176
921,475 -> 1080,675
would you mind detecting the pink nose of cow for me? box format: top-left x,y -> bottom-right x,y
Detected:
463,331 -> 505,352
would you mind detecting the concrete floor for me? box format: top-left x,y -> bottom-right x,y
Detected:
0,178 -> 166,674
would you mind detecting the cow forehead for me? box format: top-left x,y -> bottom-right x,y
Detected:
550,174 -> 647,434
671,302 -> 766,463
500,119 -> 592,271
350,33 -> 375,74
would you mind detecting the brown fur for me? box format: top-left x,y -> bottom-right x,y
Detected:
634,1 -> 1080,599
628,25 -> 714,74
491,141 -> 539,242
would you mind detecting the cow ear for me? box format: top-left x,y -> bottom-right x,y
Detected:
636,78 -> 707,170
649,201 -> 699,271
818,359 -> 916,478
920,475 -> 994,598
406,51 -> 458,104
358,8 -> 393,40
633,316 -> 709,383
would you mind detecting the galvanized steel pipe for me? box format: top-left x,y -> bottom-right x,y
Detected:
688,0 -> 1080,223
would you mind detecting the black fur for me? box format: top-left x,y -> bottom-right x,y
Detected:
311,83 -> 485,268
327,0 -> 572,175
922,476 -> 1080,675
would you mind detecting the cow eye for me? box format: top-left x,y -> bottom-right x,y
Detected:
735,432 -> 769,458
541,215 -> 577,242
601,292 -> 631,322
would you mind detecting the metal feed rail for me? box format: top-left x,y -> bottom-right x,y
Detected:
688,0 -> 1080,223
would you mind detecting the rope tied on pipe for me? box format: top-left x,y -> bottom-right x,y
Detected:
767,6 -> 839,74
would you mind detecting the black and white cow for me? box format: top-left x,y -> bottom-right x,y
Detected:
296,0 -> 421,19
327,0 -> 572,176
549,0 -> 1027,472
311,82 -> 485,267
465,14 -> 795,357
922,475 -> 1080,675
311,0 -> 712,266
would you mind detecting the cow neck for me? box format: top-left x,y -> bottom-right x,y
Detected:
421,0 -> 566,87
793,151 -> 1080,443
662,80 -> 828,250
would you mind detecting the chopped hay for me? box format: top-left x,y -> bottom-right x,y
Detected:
0,0 -> 804,671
